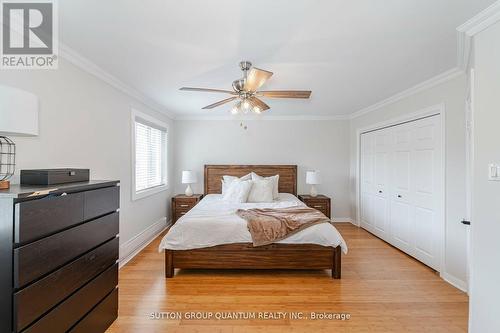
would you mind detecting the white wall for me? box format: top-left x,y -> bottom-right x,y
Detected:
469,20 -> 500,333
173,119 -> 352,220
0,59 -> 175,259
349,74 -> 469,288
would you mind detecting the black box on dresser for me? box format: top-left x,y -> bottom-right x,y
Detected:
0,180 -> 120,333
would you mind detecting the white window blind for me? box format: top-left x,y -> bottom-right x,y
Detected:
134,119 -> 167,193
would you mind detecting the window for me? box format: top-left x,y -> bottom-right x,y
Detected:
132,109 -> 168,200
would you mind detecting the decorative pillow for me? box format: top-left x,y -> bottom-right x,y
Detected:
222,179 -> 253,203
251,173 -> 279,200
247,178 -> 274,203
221,173 -> 252,195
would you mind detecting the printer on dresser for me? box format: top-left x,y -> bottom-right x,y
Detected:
0,180 -> 120,333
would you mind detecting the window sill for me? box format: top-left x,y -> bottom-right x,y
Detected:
132,184 -> 168,201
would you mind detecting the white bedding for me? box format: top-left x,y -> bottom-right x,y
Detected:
159,193 -> 348,253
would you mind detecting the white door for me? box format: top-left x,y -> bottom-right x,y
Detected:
390,122 -> 413,254
360,131 -> 376,233
410,116 -> 442,269
373,130 -> 391,239
360,115 -> 443,271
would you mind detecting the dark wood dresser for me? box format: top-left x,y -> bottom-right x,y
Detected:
298,194 -> 331,218
171,194 -> 203,223
0,180 -> 120,333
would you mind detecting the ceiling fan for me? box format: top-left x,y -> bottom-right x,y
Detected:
179,61 -> 312,114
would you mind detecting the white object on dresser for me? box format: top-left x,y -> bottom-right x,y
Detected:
306,171 -> 320,197
182,170 -> 197,196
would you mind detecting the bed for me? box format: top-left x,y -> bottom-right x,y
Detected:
160,165 -> 347,279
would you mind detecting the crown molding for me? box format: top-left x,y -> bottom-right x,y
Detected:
59,44 -> 175,119
457,1 -> 500,69
348,68 -> 463,120
174,114 -> 351,121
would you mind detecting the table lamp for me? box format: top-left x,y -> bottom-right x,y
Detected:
0,86 -> 39,189
306,170 -> 320,197
182,170 -> 197,196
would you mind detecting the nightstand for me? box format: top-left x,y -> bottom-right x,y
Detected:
298,194 -> 331,218
172,194 -> 203,223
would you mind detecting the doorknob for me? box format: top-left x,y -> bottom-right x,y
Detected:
397,194 -> 402,198
378,190 -> 383,193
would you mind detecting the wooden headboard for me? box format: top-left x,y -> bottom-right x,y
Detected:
204,165 -> 297,195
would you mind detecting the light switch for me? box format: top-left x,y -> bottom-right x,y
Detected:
488,163 -> 500,181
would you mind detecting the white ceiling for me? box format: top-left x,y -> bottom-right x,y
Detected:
60,0 -> 495,117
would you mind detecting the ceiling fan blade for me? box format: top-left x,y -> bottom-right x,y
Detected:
249,97 -> 270,112
244,68 -> 273,92
180,87 -> 237,95
257,90 -> 312,99
202,96 -> 238,109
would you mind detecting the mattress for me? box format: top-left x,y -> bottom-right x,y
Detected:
159,193 -> 348,253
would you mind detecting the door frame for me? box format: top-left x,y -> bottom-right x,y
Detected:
355,103 -> 446,273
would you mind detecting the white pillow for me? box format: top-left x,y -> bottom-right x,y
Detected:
247,178 -> 274,203
222,179 -> 253,203
221,173 -> 252,195
251,173 -> 279,200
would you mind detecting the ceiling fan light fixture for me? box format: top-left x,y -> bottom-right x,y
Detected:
253,106 -> 261,114
242,99 -> 250,110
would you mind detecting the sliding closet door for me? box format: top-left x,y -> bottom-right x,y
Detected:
360,115 -> 443,271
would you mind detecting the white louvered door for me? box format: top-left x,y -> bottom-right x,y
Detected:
360,115 -> 443,271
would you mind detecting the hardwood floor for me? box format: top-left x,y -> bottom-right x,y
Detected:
106,223 -> 468,333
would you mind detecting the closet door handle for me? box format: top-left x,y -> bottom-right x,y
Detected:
378,190 -> 383,194
397,194 -> 402,198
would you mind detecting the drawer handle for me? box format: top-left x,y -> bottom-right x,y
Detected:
313,205 -> 323,208
179,204 -> 189,207
61,192 -> 68,196
180,212 -> 186,215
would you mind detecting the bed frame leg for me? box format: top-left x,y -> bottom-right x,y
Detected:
332,246 -> 341,279
165,250 -> 174,278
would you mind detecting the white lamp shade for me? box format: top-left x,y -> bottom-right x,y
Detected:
0,85 -> 39,136
181,170 -> 197,184
306,171 -> 320,185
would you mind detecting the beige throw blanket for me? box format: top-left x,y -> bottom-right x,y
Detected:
236,207 -> 330,247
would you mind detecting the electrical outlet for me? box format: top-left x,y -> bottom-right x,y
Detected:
488,163 -> 500,181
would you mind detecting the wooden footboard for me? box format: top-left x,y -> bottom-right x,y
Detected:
165,243 -> 341,279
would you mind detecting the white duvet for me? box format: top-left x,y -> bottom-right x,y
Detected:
159,193 -> 348,253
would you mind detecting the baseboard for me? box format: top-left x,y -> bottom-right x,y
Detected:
119,217 -> 171,268
441,272 -> 468,293
331,217 -> 354,224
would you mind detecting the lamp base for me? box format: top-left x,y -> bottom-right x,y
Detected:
310,185 -> 318,197
0,180 -> 10,190
185,184 -> 193,197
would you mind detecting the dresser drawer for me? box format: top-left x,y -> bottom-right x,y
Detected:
69,288 -> 118,333
84,186 -> 120,220
175,199 -> 196,210
14,238 -> 119,332
307,201 -> 327,212
14,212 -> 119,288
15,192 -> 85,244
23,264 -> 118,333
